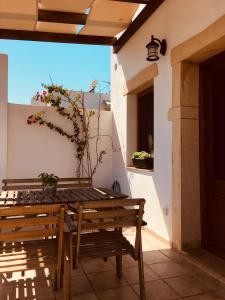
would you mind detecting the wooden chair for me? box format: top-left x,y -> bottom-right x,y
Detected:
0,204 -> 71,300
68,198 -> 146,300
2,177 -> 92,191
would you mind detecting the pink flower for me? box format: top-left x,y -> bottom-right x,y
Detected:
43,91 -> 47,95
36,91 -> 40,95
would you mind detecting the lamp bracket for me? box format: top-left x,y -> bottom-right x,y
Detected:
160,39 -> 167,56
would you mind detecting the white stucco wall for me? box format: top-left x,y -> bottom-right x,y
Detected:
31,91 -> 110,110
7,104 -> 113,188
111,0 -> 225,241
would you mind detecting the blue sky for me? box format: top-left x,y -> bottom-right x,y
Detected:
0,40 -> 110,104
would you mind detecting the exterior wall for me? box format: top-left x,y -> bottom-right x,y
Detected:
111,0 -> 225,242
68,92 -> 110,110
31,91 -> 111,110
0,54 -> 8,186
6,103 -> 113,188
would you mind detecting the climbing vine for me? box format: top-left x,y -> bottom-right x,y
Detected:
27,84 -> 107,178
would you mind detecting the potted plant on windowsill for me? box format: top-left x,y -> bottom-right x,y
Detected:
132,151 -> 153,169
38,173 -> 59,197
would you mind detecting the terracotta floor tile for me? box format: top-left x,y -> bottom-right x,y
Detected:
71,264 -> 85,277
2,268 -> 52,283
2,270 -> 37,282
71,274 -> 93,295
141,231 -> 170,251
160,249 -> 186,261
123,228 -> 168,251
143,250 -> 170,264
0,278 -> 55,300
133,279 -> 181,300
195,272 -> 224,291
149,260 -> 202,278
110,255 -> 138,268
87,270 -> 127,291
55,273 -> 93,299
123,265 -> 158,284
2,229 -> 225,300
185,249 -> 225,280
165,274 -> 215,297
22,278 -> 55,299
81,258 -> 114,274
184,291 -> 225,299
0,282 -> 17,300
217,286 -> 225,297
97,286 -> 139,300
72,292 -> 98,300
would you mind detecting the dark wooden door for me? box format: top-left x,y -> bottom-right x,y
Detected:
200,51 -> 225,259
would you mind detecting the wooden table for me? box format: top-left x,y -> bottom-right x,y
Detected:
0,188 -> 127,207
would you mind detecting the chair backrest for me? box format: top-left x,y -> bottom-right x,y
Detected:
75,198 -> 145,259
0,204 -> 65,290
2,177 -> 92,191
0,204 -> 65,243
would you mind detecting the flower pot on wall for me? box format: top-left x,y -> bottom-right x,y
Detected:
132,157 -> 153,169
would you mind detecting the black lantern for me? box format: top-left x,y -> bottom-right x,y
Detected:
146,35 -> 167,61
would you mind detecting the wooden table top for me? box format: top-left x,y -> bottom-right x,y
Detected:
0,188 -> 127,207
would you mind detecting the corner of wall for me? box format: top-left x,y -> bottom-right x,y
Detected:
0,54 -> 8,187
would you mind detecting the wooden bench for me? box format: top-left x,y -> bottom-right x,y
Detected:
2,177 -> 92,191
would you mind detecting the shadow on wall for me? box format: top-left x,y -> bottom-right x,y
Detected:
111,54 -> 172,242
112,108 -> 172,244
111,114 -> 132,196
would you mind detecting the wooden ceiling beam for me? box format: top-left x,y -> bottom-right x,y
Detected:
113,0 -> 165,53
0,29 -> 117,46
38,10 -> 87,25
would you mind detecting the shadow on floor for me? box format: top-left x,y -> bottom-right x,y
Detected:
1,230 -> 225,300
185,248 -> 225,284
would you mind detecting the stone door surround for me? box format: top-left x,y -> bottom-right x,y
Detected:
168,15 -> 225,250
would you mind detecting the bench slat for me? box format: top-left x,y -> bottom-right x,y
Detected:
2,177 -> 92,191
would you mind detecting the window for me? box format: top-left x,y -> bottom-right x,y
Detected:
125,64 -> 157,170
137,87 -> 154,155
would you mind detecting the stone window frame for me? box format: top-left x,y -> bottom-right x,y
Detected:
123,63 -> 158,169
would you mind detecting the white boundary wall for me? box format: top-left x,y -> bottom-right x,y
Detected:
111,0 -> 225,241
6,103 -> 113,188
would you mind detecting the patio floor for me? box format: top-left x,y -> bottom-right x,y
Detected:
1,229 -> 225,300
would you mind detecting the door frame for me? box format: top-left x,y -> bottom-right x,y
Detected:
168,15 -> 225,250
199,59 -> 207,249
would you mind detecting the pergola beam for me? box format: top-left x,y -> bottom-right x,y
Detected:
38,10 -> 87,25
113,0 -> 165,53
0,29 -> 117,46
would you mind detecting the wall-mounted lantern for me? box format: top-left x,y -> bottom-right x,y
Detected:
146,35 -> 167,61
